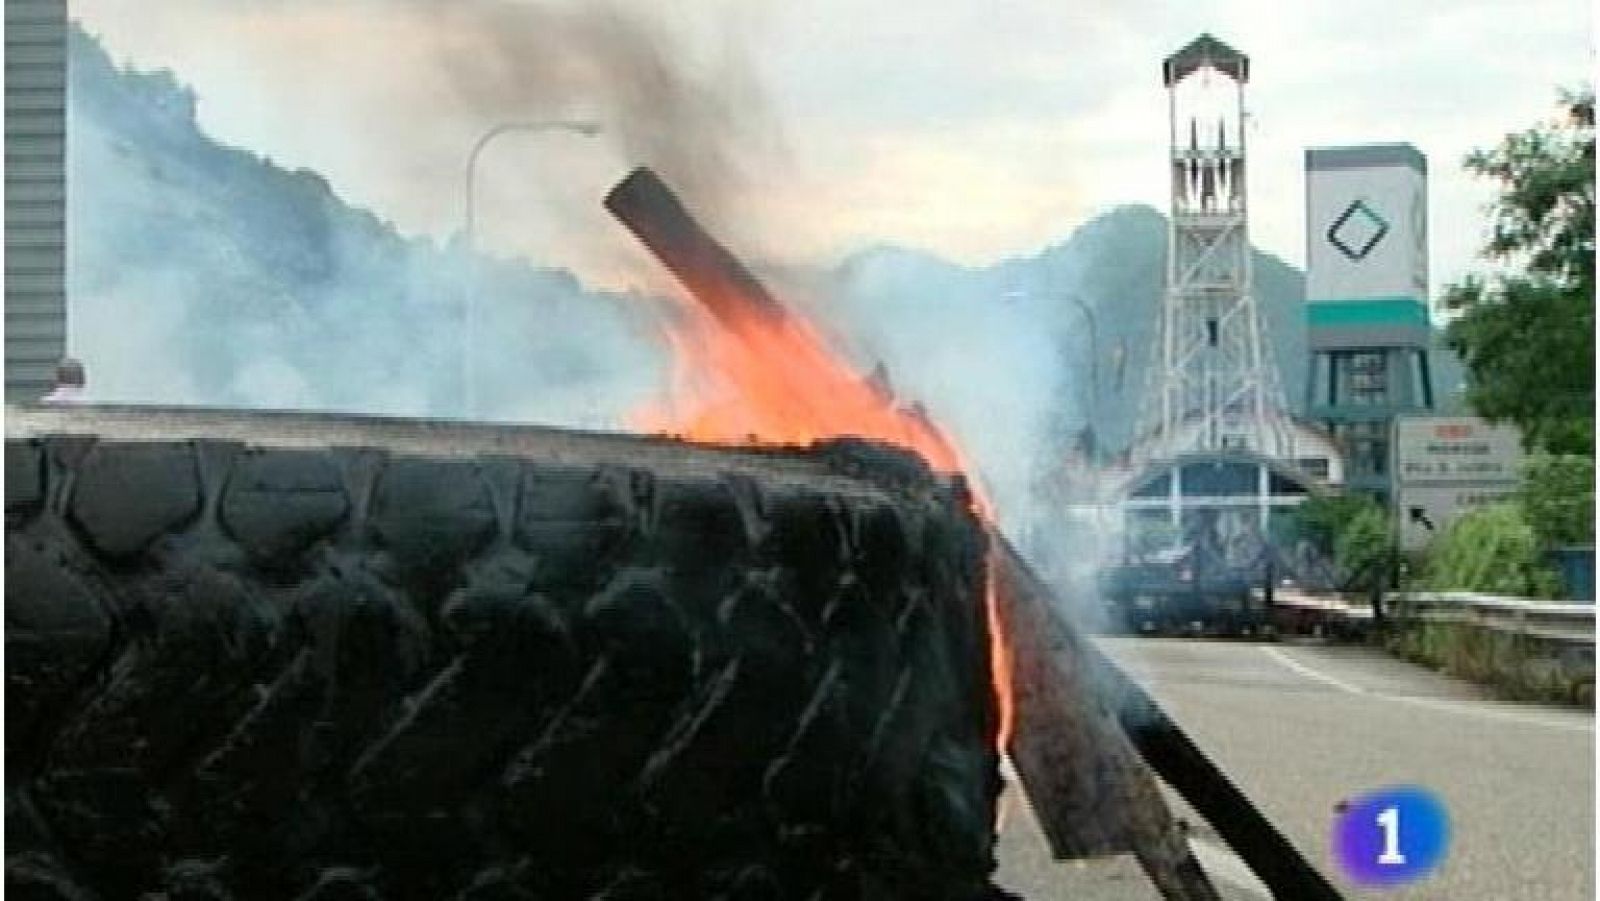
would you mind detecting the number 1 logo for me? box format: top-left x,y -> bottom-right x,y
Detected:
1375,805 -> 1408,865
1334,786 -> 1449,886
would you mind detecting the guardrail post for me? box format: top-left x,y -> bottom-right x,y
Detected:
1368,567 -> 1386,627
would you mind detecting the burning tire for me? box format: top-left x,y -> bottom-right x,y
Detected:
5,410 -> 1001,900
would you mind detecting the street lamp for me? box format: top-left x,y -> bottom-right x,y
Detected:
463,120 -> 602,247
1005,289 -> 1103,442
1063,294 -> 1099,414
460,119 -> 601,418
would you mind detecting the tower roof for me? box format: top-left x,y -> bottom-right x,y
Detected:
1306,143 -> 1428,174
1163,34 -> 1249,86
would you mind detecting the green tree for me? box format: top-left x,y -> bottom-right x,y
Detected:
1336,503 -> 1394,590
1443,89 -> 1595,456
1294,493 -> 1375,549
1293,493 -> 1391,589
1420,503 -> 1561,597
1518,453 -> 1595,546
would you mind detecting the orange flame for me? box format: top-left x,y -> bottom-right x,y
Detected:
984,557 -> 1015,753
635,291 -> 1014,753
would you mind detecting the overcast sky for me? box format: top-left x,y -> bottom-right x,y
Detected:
73,0 -> 1592,302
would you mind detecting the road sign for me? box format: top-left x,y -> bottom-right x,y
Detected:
1392,416 -> 1523,551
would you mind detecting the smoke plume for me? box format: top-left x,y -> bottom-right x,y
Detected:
66,22 -> 672,428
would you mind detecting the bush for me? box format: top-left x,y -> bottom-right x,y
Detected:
1386,621 -> 1593,705
1519,453 -> 1595,547
1336,503 -> 1394,589
1294,494 -> 1375,548
1419,503 -> 1562,597
1292,493 -> 1391,589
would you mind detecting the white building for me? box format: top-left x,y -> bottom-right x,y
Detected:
1304,143 -> 1436,497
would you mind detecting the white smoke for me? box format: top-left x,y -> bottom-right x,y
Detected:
66,11 -> 1126,624
66,22 -> 674,428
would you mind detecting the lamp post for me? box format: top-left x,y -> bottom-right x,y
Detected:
1062,294 -> 1104,461
1063,294 -> 1100,420
1005,289 -> 1103,439
459,119 -> 601,419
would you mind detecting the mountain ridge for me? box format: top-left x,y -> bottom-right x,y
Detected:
65,24 -> 1460,546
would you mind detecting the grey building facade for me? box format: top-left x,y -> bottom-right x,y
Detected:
5,0 -> 68,402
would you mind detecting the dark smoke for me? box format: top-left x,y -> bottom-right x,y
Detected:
426,0 -> 780,224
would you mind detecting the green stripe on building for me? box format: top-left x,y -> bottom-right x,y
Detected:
1307,297 -> 1431,330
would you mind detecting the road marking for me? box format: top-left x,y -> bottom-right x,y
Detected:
1190,837 -> 1272,899
1261,646 -> 1594,734
1001,752 -> 1273,898
1261,646 -> 1370,695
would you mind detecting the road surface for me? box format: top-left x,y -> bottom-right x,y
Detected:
995,637 -> 1595,900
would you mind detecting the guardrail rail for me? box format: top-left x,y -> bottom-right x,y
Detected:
1389,592 -> 1595,645
1264,587 -> 1595,644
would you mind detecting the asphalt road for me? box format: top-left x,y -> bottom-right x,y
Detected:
994,637 -> 1595,901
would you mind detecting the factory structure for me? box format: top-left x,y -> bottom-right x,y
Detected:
1,16 -> 1520,564
1099,33 -> 1530,612
1129,35 -> 1444,497
1304,143 -> 1437,496
1114,34 -> 1344,574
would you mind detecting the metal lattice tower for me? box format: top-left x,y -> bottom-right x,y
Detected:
1141,35 -> 1290,460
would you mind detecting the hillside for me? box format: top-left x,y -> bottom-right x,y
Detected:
64,24 -> 1462,549
810,205 -> 1309,460
67,24 -> 668,427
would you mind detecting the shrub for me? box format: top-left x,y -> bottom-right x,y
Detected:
1292,493 -> 1391,589
1519,453 -> 1595,547
1419,503 -> 1562,597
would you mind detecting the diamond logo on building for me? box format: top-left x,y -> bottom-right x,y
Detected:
1327,199 -> 1390,261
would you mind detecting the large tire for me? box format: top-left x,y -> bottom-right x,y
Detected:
5,408 -> 1001,900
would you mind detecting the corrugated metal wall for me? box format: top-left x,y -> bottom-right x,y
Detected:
5,0 -> 67,402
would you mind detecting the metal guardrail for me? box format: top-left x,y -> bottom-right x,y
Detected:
1270,589 -> 1594,702
1390,592 -> 1596,645
1267,588 -> 1595,644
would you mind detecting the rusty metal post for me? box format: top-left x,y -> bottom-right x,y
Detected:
604,167 -> 787,331
602,166 -> 1336,900
993,537 -> 1221,900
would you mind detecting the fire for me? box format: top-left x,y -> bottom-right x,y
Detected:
636,305 -> 961,469
634,289 -> 1015,754
985,561 -> 1015,752
607,166 -> 1012,753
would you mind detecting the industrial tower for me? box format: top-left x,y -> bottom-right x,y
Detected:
1304,144 -> 1434,497
1142,35 -> 1291,460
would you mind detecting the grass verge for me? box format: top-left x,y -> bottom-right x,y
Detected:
1382,620 -> 1595,707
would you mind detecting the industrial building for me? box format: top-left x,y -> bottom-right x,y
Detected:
1113,35 -> 1341,568
4,0 -> 68,402
1304,143 -> 1436,500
